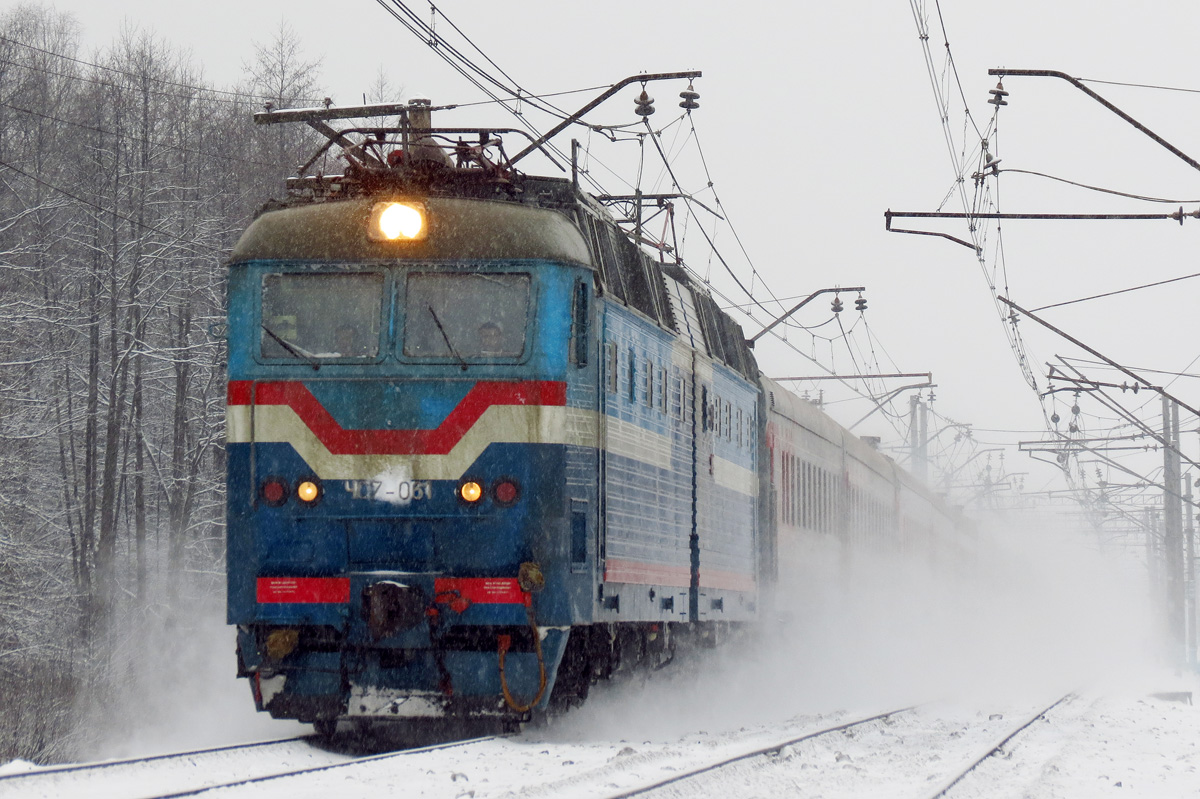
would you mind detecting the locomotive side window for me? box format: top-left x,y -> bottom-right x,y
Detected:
261,272 -> 383,360
668,368 -> 682,419
570,279 -> 589,367
606,343 -> 619,393
628,348 -> 637,403
403,273 -> 530,359
648,355 -> 657,407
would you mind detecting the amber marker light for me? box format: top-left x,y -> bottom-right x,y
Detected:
297,480 -> 322,504
368,201 -> 426,241
459,480 -> 483,503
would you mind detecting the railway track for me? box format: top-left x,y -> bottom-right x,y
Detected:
0,733 -> 501,799
589,707 -> 917,799
579,694 -> 1080,799
921,692 -> 1077,799
4,695 -> 1080,798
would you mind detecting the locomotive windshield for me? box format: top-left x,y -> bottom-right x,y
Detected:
403,272 -> 530,359
261,272 -> 384,359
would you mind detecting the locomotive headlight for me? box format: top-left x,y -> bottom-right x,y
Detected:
368,201 -> 426,241
459,480 -> 483,503
297,480 -> 322,504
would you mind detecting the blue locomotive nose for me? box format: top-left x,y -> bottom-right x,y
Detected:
226,374 -> 562,627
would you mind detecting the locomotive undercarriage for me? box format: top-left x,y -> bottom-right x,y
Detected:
237,619 -> 694,735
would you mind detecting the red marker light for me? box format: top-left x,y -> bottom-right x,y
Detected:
260,479 -> 288,506
493,480 -> 519,506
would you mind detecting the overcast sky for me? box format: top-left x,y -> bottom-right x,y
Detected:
34,0 -> 1200,499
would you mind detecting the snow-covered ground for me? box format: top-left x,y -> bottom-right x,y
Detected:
5,521 -> 1197,797
6,682 -> 1195,798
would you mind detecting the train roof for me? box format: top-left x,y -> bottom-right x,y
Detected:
761,375 -> 968,521
230,194 -> 592,266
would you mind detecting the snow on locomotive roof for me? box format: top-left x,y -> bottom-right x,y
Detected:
229,195 -> 593,266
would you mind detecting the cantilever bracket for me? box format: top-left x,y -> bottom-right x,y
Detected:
988,68 -> 1200,174
509,71 -> 702,167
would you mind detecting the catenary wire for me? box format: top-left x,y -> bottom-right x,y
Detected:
998,168 -> 1200,204
1031,270 -> 1200,312
0,35 -> 309,106
0,100 -> 280,168
0,156 -> 224,258
1079,76 -> 1200,95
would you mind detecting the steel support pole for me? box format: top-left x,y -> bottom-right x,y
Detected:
1163,396 -> 1185,662
1185,481 -> 1196,667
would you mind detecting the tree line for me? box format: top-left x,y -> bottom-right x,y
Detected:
0,4 -> 345,761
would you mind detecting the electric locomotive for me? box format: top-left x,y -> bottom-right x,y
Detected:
225,96 -> 765,733
225,91 -> 971,735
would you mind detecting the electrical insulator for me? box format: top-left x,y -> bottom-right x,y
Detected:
634,89 -> 655,117
1051,412 -> 1060,424
1071,403 -> 1080,415
1068,422 -> 1078,433
831,296 -> 843,313
988,81 -> 1009,106
854,296 -> 867,311
679,83 -> 700,110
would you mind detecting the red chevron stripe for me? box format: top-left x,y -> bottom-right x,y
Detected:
227,380 -> 566,455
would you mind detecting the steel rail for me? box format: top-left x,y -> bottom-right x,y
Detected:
922,693 -> 1076,799
137,734 -> 503,799
0,736 -> 307,782
595,706 -> 916,799
0,734 -> 502,799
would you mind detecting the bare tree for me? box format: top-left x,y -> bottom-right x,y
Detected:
0,7 -> 330,761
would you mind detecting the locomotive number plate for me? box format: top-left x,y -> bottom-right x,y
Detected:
343,479 -> 433,502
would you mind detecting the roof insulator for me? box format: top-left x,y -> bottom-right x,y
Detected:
634,89 -> 655,117
988,81 -> 1009,106
679,83 -> 700,110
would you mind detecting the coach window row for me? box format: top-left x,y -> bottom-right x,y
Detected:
847,486 -> 894,541
779,453 -> 835,533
